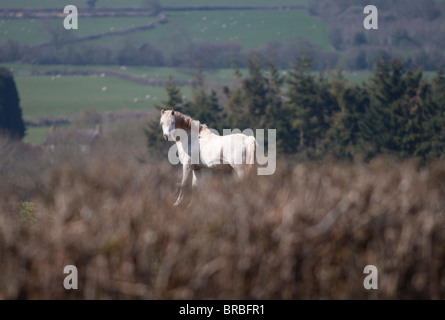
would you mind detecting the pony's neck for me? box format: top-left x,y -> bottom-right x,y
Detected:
173,112 -> 209,133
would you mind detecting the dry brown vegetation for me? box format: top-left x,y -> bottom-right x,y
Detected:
1,130 -> 445,300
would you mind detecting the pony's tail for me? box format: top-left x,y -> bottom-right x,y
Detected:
246,136 -> 257,176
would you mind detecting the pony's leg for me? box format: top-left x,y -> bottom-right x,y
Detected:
187,169 -> 202,207
232,165 -> 246,180
174,165 -> 192,206
192,169 -> 201,190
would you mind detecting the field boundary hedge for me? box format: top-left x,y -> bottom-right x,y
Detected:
0,8 -> 157,19
0,5 -> 306,19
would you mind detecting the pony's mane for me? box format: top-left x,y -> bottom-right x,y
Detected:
173,111 -> 208,132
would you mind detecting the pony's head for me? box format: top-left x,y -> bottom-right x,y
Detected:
160,109 -> 176,140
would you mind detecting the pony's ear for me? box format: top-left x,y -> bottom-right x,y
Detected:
171,109 -> 175,116
161,109 -> 165,115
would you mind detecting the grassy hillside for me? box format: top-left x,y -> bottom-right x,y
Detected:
16,75 -> 176,118
162,10 -> 329,50
0,9 -> 329,51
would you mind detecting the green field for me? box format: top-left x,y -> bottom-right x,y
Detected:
7,63 -> 378,86
25,125 -> 58,144
86,9 -> 329,51
5,63 -> 243,86
5,63 -> 252,83
134,9 -> 329,51
15,75 -> 190,119
0,10 -> 329,51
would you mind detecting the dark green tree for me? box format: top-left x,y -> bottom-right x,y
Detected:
224,53 -> 292,153
419,69 -> 445,158
367,56 -> 444,160
0,67 -> 25,140
286,53 -> 339,157
264,57 -> 297,153
224,52 -> 270,130
163,74 -> 186,111
431,69 -> 445,109
187,65 -> 223,132
396,68 -> 429,157
367,57 -> 406,155
145,75 -> 189,153
324,84 -> 375,159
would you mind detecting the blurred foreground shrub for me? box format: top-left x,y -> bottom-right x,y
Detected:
1,149 -> 445,299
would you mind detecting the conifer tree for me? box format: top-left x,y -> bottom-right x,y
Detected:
163,74 -> 186,112
224,53 -> 292,152
145,75 -> 188,153
264,57 -> 297,153
286,54 -> 338,156
224,52 -> 269,130
368,57 -> 407,155
324,84 -> 375,160
188,65 -> 223,132
0,67 -> 25,140
432,69 -> 445,105
420,69 -> 445,158
368,57 -> 443,159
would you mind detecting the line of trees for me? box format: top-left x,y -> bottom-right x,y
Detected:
146,53 -> 445,162
2,38 -> 445,71
0,39 -> 276,69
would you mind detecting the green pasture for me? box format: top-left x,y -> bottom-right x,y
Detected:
88,9 -> 330,50
168,9 -> 329,50
0,7 -> 329,51
16,62 -> 431,86
25,125 -> 57,144
15,75 -> 192,119
5,63 -> 239,84
0,19 -> 45,44
99,65 -> 239,83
